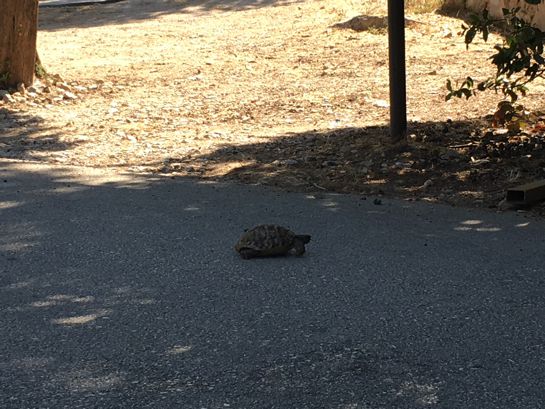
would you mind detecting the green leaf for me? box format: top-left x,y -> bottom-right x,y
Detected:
483,26 -> 489,42
465,27 -> 477,46
462,88 -> 472,99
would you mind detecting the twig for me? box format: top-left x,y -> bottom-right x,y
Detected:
312,182 -> 327,191
449,143 -> 475,149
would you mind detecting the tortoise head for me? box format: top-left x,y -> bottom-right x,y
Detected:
295,234 -> 311,244
292,234 -> 311,256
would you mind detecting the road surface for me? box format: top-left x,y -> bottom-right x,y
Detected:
1,160 -> 544,408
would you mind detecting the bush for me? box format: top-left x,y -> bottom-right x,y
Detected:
446,0 -> 545,124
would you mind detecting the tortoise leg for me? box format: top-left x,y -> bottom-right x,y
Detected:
239,248 -> 260,259
292,239 -> 306,256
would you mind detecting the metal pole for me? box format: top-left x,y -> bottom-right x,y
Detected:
388,0 -> 407,141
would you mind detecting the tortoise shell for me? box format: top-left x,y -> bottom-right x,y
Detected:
235,224 -> 311,259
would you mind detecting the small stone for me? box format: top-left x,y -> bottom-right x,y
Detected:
2,94 -> 14,103
63,91 -> 78,100
57,82 -> 71,91
322,160 -> 337,167
283,159 -> 298,166
0,89 -> 9,97
422,179 -> 433,189
497,199 -> 519,211
394,161 -> 412,169
17,83 -> 26,94
27,85 -> 40,94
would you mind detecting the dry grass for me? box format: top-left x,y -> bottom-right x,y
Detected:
334,0 -> 448,15
6,0 -> 544,214
406,0 -> 446,14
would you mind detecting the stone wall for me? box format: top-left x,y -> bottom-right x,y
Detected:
462,0 -> 545,30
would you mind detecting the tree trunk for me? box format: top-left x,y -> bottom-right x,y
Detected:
0,0 -> 38,88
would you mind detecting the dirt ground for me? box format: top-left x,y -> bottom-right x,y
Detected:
3,0 -> 545,214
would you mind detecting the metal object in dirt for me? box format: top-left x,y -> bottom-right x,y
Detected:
506,180 -> 545,205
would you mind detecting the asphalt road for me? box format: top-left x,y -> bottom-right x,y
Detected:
1,160 -> 544,409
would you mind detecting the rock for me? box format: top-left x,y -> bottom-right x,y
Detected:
366,97 -> 389,108
17,83 -> 26,95
470,157 -> 490,166
493,128 -> 509,136
63,91 -> 78,100
394,161 -> 413,169
332,15 -> 389,32
273,159 -> 299,166
27,85 -> 40,94
422,179 -> 433,189
2,94 -> 14,103
0,90 -> 9,97
57,82 -> 71,91
283,159 -> 299,166
497,198 -> 520,211
322,160 -> 337,167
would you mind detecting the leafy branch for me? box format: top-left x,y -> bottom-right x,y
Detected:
446,1 -> 545,106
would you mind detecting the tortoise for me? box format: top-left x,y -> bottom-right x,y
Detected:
234,224 -> 311,259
